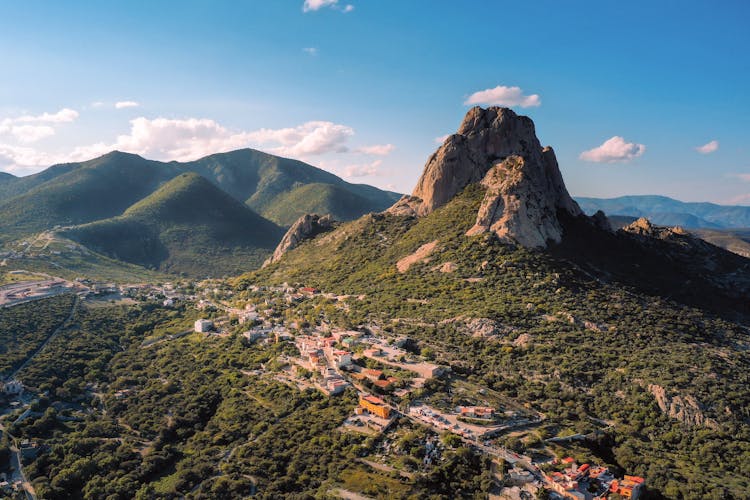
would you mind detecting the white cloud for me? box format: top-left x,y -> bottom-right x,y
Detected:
343,160 -> 383,178
464,85 -> 541,108
695,140 -> 719,154
579,136 -> 645,163
733,173 -> 750,182
9,125 -> 56,143
110,117 -> 254,161
434,134 -> 450,144
0,115 -> 370,176
303,0 -> 337,11
0,140 -> 116,175
115,101 -> 140,109
91,101 -> 105,108
302,47 -> 319,56
355,144 -> 394,156
303,0 -> 353,12
247,121 -> 354,157
0,108 -> 79,144
14,108 -> 79,124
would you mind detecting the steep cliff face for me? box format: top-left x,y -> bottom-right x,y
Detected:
392,106 -> 584,248
264,214 -> 335,267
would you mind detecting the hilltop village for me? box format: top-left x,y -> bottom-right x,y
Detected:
0,275 -> 649,499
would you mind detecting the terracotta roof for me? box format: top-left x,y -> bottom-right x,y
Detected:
362,395 -> 386,405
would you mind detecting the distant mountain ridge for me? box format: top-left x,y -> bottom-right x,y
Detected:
576,195 -> 750,229
0,149 -> 400,238
0,148 -> 400,277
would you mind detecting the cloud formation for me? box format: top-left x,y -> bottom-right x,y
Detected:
695,140 -> 719,154
464,85 -> 541,108
247,121 -> 354,157
115,101 -> 140,109
0,113 -> 384,179
0,142 -> 100,175
0,108 -> 79,144
8,125 -> 56,143
14,108 -> 79,123
303,0 -> 353,13
579,136 -> 645,163
434,134 -> 450,144
302,47 -> 319,56
355,144 -> 394,156
110,117 -> 252,161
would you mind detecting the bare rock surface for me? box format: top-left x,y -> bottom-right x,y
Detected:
264,213 -> 335,266
392,106 -> 583,248
648,384 -> 718,428
396,240 -> 438,273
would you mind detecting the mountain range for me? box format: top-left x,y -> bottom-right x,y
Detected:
0,149 -> 399,277
576,195 -> 750,229
2,139 -> 749,280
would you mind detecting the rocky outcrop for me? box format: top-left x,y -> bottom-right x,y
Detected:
648,384 -> 718,428
622,217 -> 688,240
263,214 -> 335,267
387,195 -> 423,218
466,151 -> 582,247
396,240 -> 438,273
391,106 -> 584,248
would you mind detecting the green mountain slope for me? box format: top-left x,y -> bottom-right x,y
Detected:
247,185 -> 750,497
0,162 -> 80,201
62,173 -> 284,277
260,182 -> 391,227
0,152 -> 178,241
0,149 -> 400,246
183,148 -> 401,225
577,194 -> 750,228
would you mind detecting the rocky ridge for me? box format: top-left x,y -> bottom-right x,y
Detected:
264,213 -> 335,267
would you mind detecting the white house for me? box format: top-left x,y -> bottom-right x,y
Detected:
194,319 -> 214,333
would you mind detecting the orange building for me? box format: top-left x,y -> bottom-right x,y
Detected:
610,475 -> 644,499
359,395 -> 391,419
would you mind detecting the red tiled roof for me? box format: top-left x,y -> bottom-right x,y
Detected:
363,395 -> 386,405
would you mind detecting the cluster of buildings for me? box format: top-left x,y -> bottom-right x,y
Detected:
457,406 -> 495,420
543,457 -> 644,500
351,368 -> 400,391
294,335 -> 353,395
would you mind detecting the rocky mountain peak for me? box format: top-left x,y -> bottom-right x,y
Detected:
391,106 -> 584,248
264,213 -> 335,267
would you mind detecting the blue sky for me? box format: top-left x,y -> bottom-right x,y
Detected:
1,0 -> 749,204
